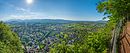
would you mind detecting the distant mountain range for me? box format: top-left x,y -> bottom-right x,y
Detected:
6,19 -> 73,24
5,19 -> 107,24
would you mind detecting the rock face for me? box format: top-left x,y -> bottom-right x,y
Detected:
120,22 -> 130,53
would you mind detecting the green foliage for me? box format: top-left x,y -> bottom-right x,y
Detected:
0,22 -> 23,53
49,23 -> 109,53
97,0 -> 130,21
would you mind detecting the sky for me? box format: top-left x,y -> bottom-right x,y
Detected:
0,0 -> 104,21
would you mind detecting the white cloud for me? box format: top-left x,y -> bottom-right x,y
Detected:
16,8 -> 27,12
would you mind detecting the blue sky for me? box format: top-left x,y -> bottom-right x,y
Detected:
0,0 -> 104,21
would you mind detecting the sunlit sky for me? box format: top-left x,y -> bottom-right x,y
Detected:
0,0 -> 104,21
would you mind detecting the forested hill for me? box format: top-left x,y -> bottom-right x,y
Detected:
0,22 -> 23,53
5,19 -> 107,24
6,19 -> 73,24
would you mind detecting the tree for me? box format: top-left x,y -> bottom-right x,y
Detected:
0,22 -> 23,53
97,0 -> 130,22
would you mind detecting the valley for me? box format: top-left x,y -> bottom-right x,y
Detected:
6,19 -> 106,52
